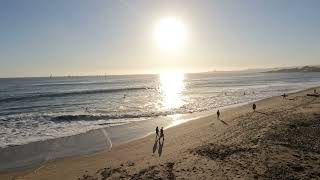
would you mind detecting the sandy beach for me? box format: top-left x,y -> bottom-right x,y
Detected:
2,1 -> 320,179
1,87 -> 319,180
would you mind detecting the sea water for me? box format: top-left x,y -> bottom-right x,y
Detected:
0,72 -> 320,148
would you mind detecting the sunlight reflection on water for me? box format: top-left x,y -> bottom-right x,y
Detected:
159,71 -> 185,110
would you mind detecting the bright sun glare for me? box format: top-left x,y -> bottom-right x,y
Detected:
159,71 -> 185,109
154,17 -> 187,51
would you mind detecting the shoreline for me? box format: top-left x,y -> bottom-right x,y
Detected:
0,94 -> 268,171
1,76 -> 315,150
1,86 -> 319,179
0,92 -> 282,172
0,102 -> 239,172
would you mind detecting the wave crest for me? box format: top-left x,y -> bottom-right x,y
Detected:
0,87 -> 152,103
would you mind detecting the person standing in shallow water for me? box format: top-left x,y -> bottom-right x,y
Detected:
217,110 -> 220,119
252,103 -> 256,112
155,126 -> 159,139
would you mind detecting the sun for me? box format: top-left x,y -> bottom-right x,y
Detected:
154,17 -> 187,51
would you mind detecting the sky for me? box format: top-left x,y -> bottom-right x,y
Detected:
0,0 -> 320,77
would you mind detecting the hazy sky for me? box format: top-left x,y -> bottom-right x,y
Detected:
1,0 -> 320,77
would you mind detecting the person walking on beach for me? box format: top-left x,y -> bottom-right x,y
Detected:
160,127 -> 164,141
281,93 -> 287,99
155,126 -> 159,138
217,110 -> 220,119
252,103 -> 256,112
314,89 -> 317,94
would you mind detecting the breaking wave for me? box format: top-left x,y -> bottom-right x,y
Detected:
0,87 -> 152,103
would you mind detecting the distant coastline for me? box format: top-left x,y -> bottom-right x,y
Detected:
264,66 -> 320,73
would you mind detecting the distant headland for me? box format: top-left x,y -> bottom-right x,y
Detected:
264,66 -> 320,73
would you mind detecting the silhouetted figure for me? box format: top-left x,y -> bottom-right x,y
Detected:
217,110 -> 220,119
314,89 -> 317,94
281,93 -> 288,99
160,127 -> 164,141
155,126 -> 159,138
85,107 -> 89,112
244,92 -> 246,96
123,94 -> 126,98
252,103 -> 256,112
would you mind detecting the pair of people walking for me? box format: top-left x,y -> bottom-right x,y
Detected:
154,126 -> 165,156
155,126 -> 164,141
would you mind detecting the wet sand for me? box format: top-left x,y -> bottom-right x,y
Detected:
0,110 -> 210,171
1,87 -> 319,180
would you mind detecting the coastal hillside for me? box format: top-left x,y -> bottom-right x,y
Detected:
265,66 -> 320,73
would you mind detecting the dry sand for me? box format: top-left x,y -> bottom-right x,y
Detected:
1,87 -> 320,180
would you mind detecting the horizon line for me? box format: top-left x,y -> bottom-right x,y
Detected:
1,64 -> 319,79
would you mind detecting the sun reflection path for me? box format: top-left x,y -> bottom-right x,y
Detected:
159,71 -> 185,110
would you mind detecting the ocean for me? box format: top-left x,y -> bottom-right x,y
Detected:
1,72 -> 320,149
